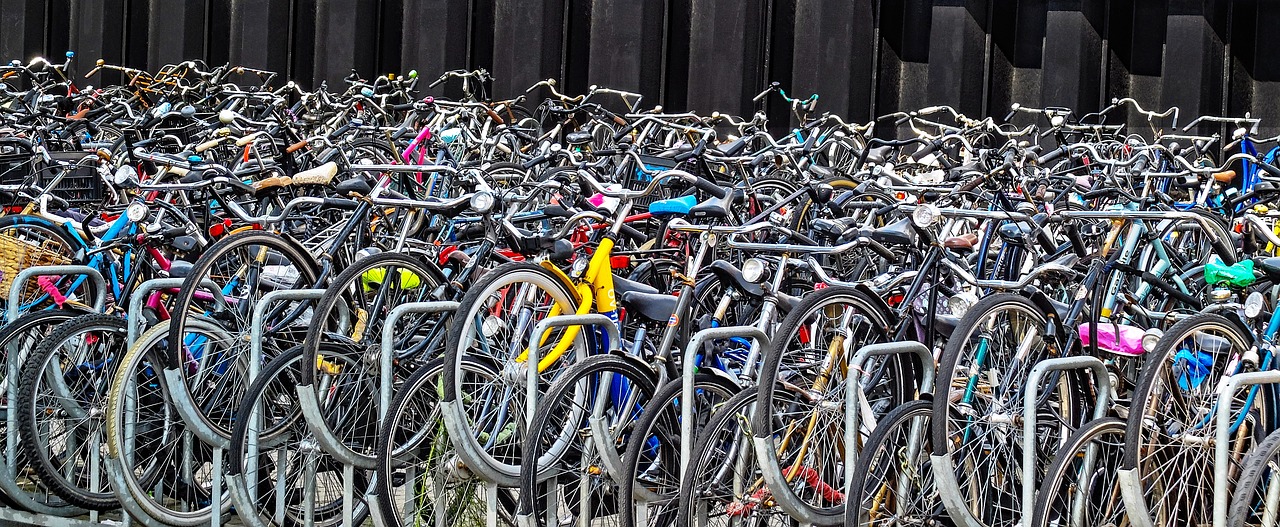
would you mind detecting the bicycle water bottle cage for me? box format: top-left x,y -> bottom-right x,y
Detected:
1205,257 -> 1256,287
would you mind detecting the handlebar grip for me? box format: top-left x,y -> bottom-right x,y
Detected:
957,173 -> 986,193
674,140 -> 707,163
910,139 -> 941,162
861,238 -> 895,260
323,197 -> 360,210
1080,188 -> 1117,200
194,138 -> 222,153
619,223 -> 647,245
1257,161 -> 1280,179
691,177 -> 728,199
391,102 -> 415,111
285,140 -> 308,154
1036,146 -> 1067,165
327,122 -> 354,140
522,154 -> 548,169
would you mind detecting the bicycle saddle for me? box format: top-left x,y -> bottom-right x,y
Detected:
291,161 -> 339,186
716,137 -> 747,157
613,274 -> 660,296
169,260 -> 194,278
689,188 -> 743,220
334,176 -> 372,197
863,145 -> 892,165
943,232 -> 979,250
649,194 -> 697,216
1254,257 -> 1280,279
864,216 -> 917,246
706,259 -> 763,297
565,131 -> 593,146
620,291 -> 678,323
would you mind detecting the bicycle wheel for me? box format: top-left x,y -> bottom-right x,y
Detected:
0,308 -> 88,513
165,230 -> 321,442
932,292 -> 1083,527
1230,427 -> 1280,526
1123,312 -> 1259,526
619,374 -> 741,527
17,313 -> 127,510
1031,417 -> 1127,527
441,261 -> 585,486
516,354 -> 658,527
678,385 -> 799,527
375,357 -> 517,527
226,346 -> 370,527
299,251 -> 445,468
846,399 -> 937,527
752,285 -> 900,524
105,319 -> 234,526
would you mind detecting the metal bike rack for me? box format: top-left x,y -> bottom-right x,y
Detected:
841,341 -> 934,526
226,289 -> 325,527
1213,370 -> 1280,527
930,355 -> 1110,527
368,301 -> 461,527
682,326 -> 767,477
513,313 -> 620,527
0,265 -> 105,518
6,264 -> 107,321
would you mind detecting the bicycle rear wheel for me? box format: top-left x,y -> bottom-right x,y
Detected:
226,346 -> 370,527
846,399 -> 937,527
375,357 -> 516,527
106,320 -> 234,526
516,354 -> 658,527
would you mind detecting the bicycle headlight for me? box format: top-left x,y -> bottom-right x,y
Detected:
1246,291 -> 1266,319
571,256 -> 589,278
113,165 -> 137,186
126,202 -> 148,223
1142,328 -> 1163,354
469,192 -> 495,214
912,204 -> 940,228
946,291 -> 979,317
741,258 -> 767,284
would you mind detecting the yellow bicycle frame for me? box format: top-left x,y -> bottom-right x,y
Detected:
516,236 -> 618,372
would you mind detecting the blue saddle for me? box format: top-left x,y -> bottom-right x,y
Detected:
649,195 -> 697,216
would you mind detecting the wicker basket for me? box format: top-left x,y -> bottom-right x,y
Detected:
0,232 -> 71,300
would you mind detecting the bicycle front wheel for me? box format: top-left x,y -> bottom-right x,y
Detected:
441,261 -> 585,486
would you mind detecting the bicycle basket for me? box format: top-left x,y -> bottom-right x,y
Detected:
627,154 -> 680,210
0,232 -> 71,300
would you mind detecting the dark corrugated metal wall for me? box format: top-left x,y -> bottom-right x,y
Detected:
2,1 -> 1277,133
